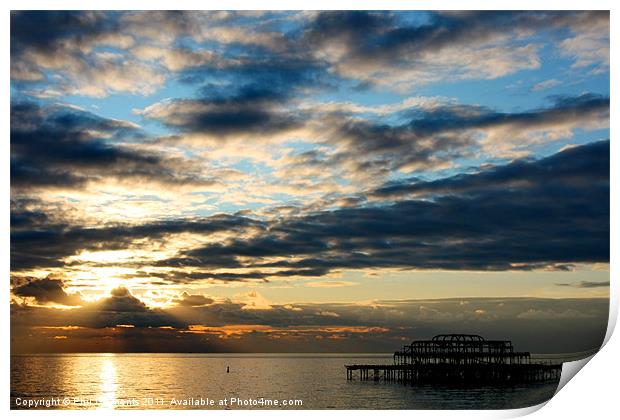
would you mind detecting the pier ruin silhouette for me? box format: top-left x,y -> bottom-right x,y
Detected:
346,334 -> 562,384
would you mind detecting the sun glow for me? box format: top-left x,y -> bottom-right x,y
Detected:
65,249 -> 172,264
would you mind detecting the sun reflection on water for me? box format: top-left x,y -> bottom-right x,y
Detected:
99,355 -> 117,409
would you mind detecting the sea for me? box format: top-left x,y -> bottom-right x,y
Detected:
10,352 -> 593,410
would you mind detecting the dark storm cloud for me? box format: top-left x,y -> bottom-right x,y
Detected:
10,101 -> 219,190
11,276 -> 84,306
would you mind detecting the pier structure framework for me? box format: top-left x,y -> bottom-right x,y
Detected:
346,334 -> 562,384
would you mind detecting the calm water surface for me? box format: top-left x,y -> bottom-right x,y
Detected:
11,353 -> 568,410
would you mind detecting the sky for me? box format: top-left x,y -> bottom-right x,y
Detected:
10,11 -> 610,353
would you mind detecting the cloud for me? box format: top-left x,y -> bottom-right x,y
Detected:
11,11 -> 608,98
140,85 -> 303,142
11,212 -> 263,271
120,11 -> 289,49
137,267 -> 330,284
130,46 -> 218,72
138,54 -> 328,147
555,281 -> 610,289
559,12 -> 609,72
302,11 -> 608,89
99,287 -> 148,312
172,292 -> 214,307
141,89 -> 608,204
372,138 -> 609,199
10,11 -> 293,97
10,101 -> 218,192
39,286 -> 180,330
531,79 -> 561,92
516,308 -> 595,320
10,12 -> 609,187
11,282 -> 179,329
272,93 -> 609,185
152,140 -> 608,275
236,290 -> 272,310
11,276 -> 84,306
11,140 -> 609,276
10,11 -> 168,96
8,275 -> 608,355
305,281 -> 357,288
11,297 -> 609,353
